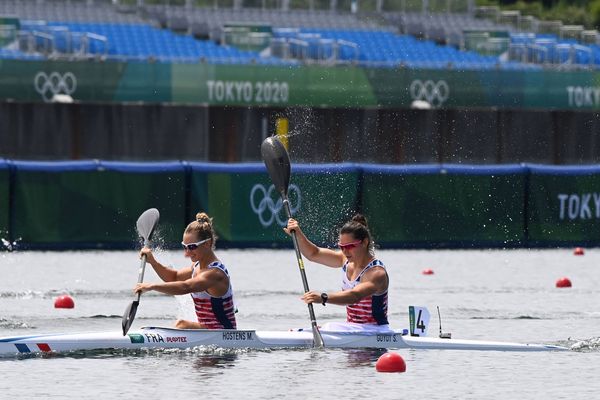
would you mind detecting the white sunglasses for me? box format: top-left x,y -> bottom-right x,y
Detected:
181,238 -> 211,251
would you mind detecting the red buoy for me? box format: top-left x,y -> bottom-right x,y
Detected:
555,277 -> 572,288
375,352 -> 406,373
54,295 -> 75,309
422,268 -> 434,275
574,247 -> 584,256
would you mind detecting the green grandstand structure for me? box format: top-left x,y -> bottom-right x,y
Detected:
2,0 -> 600,248
0,0 -> 599,164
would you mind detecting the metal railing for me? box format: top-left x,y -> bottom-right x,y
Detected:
269,35 -> 359,64
17,28 -> 109,60
507,41 -> 595,70
111,0 -> 475,13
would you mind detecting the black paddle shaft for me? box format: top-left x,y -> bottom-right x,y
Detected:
261,136 -> 324,347
283,197 -> 311,294
283,197 -> 323,346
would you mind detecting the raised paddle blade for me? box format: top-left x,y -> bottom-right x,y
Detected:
136,208 -> 160,246
261,136 -> 291,197
122,208 -> 160,335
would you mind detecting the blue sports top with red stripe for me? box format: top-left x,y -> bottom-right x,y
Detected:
341,259 -> 389,325
190,261 -> 237,329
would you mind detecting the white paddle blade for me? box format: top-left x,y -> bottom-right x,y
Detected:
409,306 -> 431,337
136,208 -> 160,244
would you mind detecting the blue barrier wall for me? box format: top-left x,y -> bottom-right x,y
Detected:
0,159 -> 9,241
1,160 -> 598,249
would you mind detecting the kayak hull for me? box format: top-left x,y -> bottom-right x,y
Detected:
0,326 -> 568,357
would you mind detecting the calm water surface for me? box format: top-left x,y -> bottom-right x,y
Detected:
0,248 -> 598,399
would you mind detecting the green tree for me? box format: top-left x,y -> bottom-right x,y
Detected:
591,0 -> 600,29
477,0 -> 599,29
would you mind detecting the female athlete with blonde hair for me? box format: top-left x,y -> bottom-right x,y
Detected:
134,212 -> 236,329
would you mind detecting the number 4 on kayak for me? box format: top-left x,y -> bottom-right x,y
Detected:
409,306 -> 430,337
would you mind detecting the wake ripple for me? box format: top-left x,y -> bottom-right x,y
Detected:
4,345 -> 271,361
569,337 -> 600,352
0,318 -> 33,329
0,289 -> 134,299
235,290 -> 303,297
470,315 -> 542,320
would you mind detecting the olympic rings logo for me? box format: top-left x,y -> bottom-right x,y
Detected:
250,183 -> 301,227
34,71 -> 77,102
409,80 -> 449,108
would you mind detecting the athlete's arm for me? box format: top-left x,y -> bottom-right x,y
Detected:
301,267 -> 388,305
135,268 -> 227,296
284,218 -> 345,268
140,247 -> 193,282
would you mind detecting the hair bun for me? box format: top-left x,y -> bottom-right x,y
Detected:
351,213 -> 368,227
196,212 -> 211,224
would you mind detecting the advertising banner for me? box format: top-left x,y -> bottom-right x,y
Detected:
361,164 -> 527,247
1,59 -> 599,109
527,164 -> 600,245
4,160 -> 600,249
11,161 -> 185,248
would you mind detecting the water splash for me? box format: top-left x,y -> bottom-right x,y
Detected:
281,107 -> 318,163
133,224 -> 168,250
147,225 -> 169,251
174,294 -> 196,321
294,171 -> 359,246
283,107 -> 316,139
270,109 -> 362,245
1,237 -> 20,252
569,337 -> 600,352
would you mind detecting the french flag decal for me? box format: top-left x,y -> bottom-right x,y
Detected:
15,344 -> 30,353
37,343 -> 51,352
14,343 -> 52,353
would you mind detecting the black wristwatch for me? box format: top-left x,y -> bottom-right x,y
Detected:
321,292 -> 328,306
